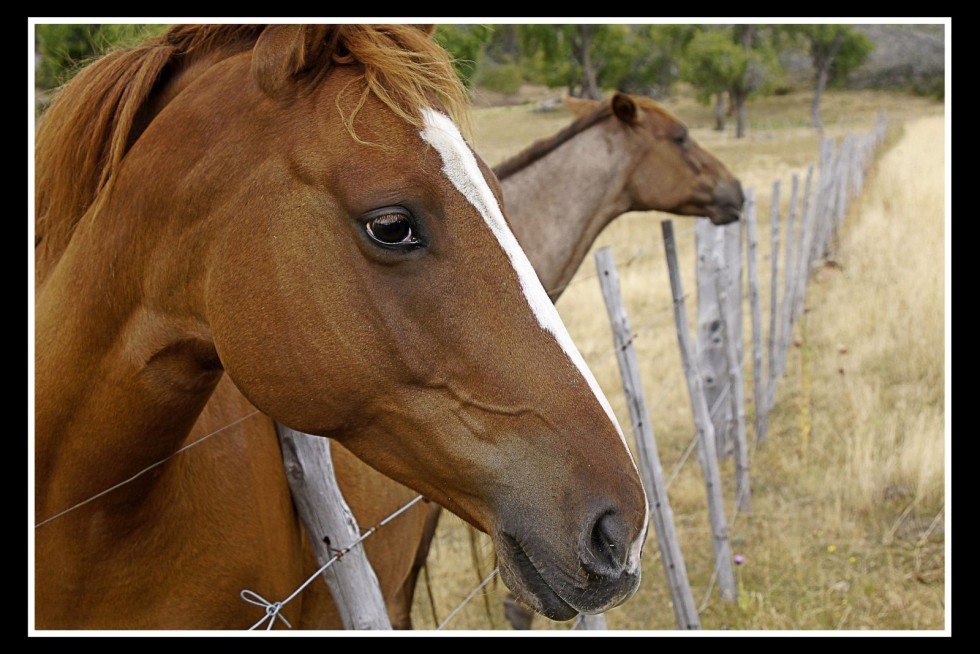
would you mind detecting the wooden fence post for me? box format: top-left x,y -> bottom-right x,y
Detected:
579,614 -> 608,630
812,137 -> 839,266
276,425 -> 392,629
662,220 -> 738,603
830,135 -> 854,253
766,180 -> 781,419
772,173 -> 800,410
793,164 -> 817,322
695,221 -> 732,459
744,188 -> 766,450
595,247 -> 701,629
724,221 -> 744,460
725,221 -> 744,371
713,226 -> 751,513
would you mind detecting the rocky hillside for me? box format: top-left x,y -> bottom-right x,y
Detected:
779,24 -> 945,97
851,24 -> 945,92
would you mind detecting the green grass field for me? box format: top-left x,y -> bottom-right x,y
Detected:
411,86 -> 947,631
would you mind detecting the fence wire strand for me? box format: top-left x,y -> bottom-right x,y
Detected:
547,222 -> 698,298
34,410 -> 262,529
436,567 -> 500,630
242,494 -> 425,630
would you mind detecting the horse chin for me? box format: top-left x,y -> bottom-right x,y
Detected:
706,205 -> 742,225
495,532 -> 639,622
496,533 -> 578,621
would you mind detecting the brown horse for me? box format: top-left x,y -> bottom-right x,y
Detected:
498,92 -> 743,300
388,92 -> 746,627
250,90 -> 745,629
33,24 -> 647,629
195,89 -> 746,630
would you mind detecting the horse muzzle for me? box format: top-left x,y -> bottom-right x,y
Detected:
495,506 -> 644,620
707,178 -> 745,225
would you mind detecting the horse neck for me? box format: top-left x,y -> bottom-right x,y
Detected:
35,176 -> 221,521
499,120 -> 638,300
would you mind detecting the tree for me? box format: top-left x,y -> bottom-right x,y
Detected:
682,25 -> 781,138
518,24 -> 633,99
787,25 -> 874,131
619,24 -> 698,98
433,25 -> 494,88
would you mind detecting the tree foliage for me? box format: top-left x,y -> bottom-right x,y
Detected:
779,25 -> 874,130
618,24 -> 698,97
683,26 -> 780,101
787,25 -> 874,86
433,25 -> 494,88
518,24 -> 634,98
681,26 -> 782,137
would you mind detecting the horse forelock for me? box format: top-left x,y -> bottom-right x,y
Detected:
34,23 -> 469,281
322,25 -> 470,146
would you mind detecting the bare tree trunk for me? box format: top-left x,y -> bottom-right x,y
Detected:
811,68 -> 829,132
735,25 -> 754,139
579,25 -> 602,100
714,92 -> 726,131
735,92 -> 747,139
811,31 -> 845,133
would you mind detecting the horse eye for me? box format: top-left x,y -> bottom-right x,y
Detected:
673,129 -> 689,147
365,211 -> 417,246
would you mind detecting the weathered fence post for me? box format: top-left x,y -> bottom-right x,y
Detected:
772,172 -> 800,410
830,135 -> 854,254
744,188 -> 766,450
595,247 -> 701,629
725,220 -> 744,371
766,179 -> 781,416
579,613 -> 609,630
713,226 -> 751,513
812,137 -> 839,266
276,425 -> 392,629
724,220 -> 744,460
695,221 -> 732,459
793,164 -> 817,322
662,220 -> 738,603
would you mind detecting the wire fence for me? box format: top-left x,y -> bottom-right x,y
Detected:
36,114 -> 887,632
241,494 -> 425,630
422,112 -> 889,631
414,222 -> 746,632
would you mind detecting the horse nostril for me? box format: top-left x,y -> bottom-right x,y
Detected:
584,511 -> 630,577
711,178 -> 745,224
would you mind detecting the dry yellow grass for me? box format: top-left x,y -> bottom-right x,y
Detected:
410,88 -> 946,631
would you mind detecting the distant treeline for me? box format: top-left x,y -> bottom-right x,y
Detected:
34,24 -> 943,137
441,24 -> 881,136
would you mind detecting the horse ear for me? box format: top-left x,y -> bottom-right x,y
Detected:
611,92 -> 639,125
564,95 -> 599,119
252,24 -> 334,96
413,25 -> 438,36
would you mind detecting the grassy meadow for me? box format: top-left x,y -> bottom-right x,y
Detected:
410,86 -> 947,631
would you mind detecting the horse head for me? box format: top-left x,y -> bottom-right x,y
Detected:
565,92 -> 744,224
35,25 -> 647,622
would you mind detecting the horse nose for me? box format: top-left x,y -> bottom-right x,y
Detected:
580,508 -> 638,578
732,179 -> 745,207
713,178 -> 745,224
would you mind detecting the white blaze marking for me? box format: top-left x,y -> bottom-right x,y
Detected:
420,108 -> 650,556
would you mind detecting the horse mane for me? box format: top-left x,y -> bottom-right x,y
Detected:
34,24 -> 469,281
493,103 -> 614,181
492,94 -> 686,181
